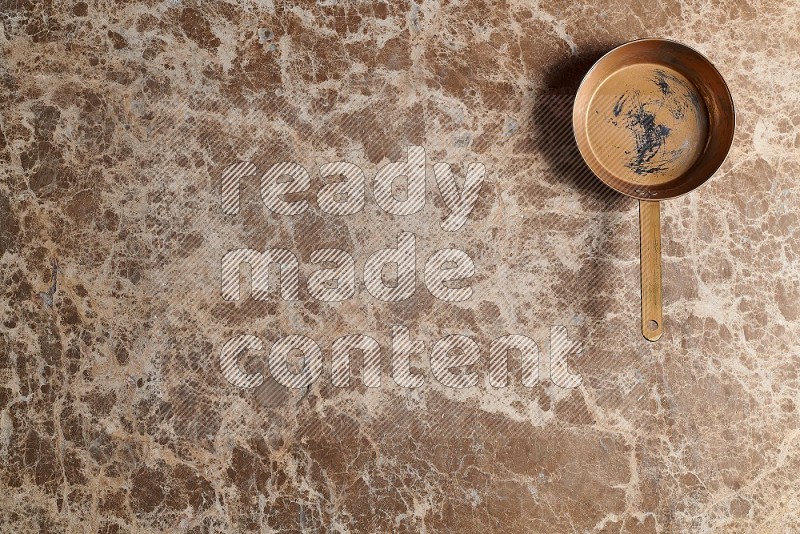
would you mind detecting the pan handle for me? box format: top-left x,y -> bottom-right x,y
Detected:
639,200 -> 663,341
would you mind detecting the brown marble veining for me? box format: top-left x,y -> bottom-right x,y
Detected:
1,1 -> 799,532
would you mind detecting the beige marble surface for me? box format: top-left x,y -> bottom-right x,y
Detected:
1,0 -> 799,532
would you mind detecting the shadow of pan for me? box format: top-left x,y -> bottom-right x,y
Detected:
529,44 -> 634,328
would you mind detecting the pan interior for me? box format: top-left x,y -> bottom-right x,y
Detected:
584,63 -> 709,190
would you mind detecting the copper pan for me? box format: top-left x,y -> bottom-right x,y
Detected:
573,39 -> 735,341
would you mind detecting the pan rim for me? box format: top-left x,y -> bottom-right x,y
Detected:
572,38 -> 736,201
